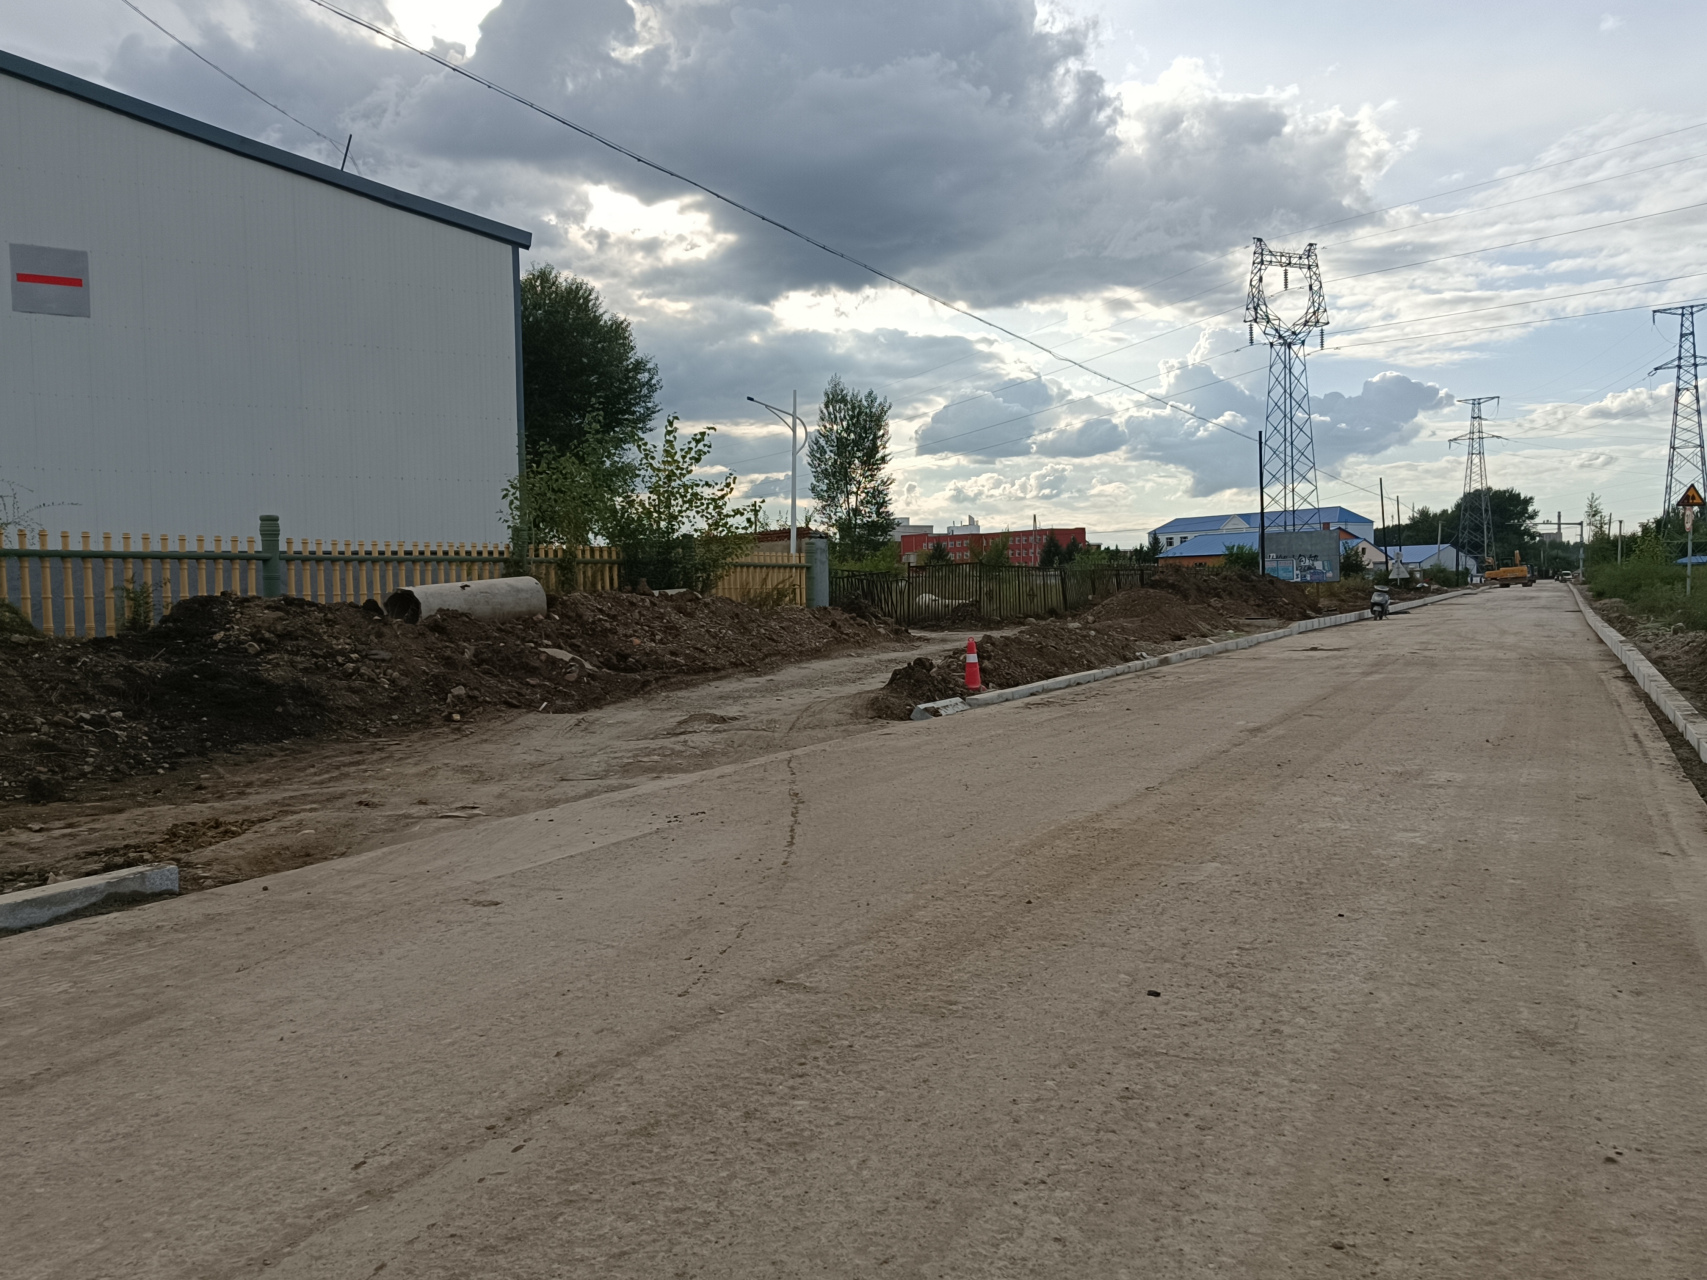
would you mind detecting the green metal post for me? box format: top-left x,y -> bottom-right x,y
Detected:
260,515 -> 282,598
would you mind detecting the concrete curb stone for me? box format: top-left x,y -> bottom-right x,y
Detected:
0,864 -> 179,935
910,587 -> 1476,720
1569,582 -> 1707,763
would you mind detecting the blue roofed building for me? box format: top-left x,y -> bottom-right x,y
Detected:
1149,507 -> 1374,551
1158,530 -> 1260,565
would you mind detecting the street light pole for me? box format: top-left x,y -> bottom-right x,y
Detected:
791,390 -> 799,555
747,393 -> 808,554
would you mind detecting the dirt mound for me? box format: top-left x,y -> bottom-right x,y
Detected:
1114,569 -> 1317,623
0,590 -> 907,807
1079,587 -> 1239,641
870,656 -> 965,719
870,571 -> 1353,719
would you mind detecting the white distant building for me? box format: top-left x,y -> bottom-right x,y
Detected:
0,49 -> 531,541
1393,543 -> 1474,572
890,515 -> 934,540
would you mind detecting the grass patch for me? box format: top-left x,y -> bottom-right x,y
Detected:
1584,560 -> 1707,631
0,599 -> 36,637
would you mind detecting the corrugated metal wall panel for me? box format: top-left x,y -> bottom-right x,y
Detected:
0,74 -> 519,541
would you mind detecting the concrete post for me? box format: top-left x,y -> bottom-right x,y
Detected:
260,515 -> 281,598
805,534 -> 830,608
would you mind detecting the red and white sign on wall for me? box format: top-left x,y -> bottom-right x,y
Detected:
10,243 -> 90,317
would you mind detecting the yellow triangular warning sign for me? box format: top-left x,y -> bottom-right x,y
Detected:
1681,484 -> 1706,508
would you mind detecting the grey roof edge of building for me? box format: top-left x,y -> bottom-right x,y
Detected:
0,48 -> 532,249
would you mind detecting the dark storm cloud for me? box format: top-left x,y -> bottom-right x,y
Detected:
98,2 -> 1392,310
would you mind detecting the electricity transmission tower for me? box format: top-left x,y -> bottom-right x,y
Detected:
1653,304 -> 1707,516
1450,397 -> 1500,571
1246,239 -> 1329,536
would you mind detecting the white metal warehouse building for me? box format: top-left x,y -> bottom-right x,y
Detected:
0,49 -> 531,542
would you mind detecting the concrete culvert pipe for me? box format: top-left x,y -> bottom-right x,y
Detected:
384,577 -> 546,624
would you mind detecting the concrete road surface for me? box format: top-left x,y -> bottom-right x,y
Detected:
7,585 -> 1707,1278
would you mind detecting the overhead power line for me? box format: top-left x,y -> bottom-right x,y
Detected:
118,0 -> 349,160
1328,196 -> 1707,284
1284,118 -> 1707,240
1318,148 -> 1707,254
302,0 -> 1256,441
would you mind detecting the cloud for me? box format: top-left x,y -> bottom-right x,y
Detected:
1120,358 -> 1261,496
98,3 -> 1396,311
49,0 -> 1687,536
941,464 -> 1075,507
1312,372 -> 1453,466
1117,364 -> 1451,497
1033,415 -> 1129,457
915,378 -> 1064,459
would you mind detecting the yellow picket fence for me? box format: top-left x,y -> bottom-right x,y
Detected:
0,529 -> 804,638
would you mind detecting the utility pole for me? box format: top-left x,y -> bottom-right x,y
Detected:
1450,397 -> 1501,576
1379,478 -> 1387,577
1618,518 -> 1624,563
1654,305 -> 1707,516
1257,433 -> 1266,569
791,389 -> 799,554
1246,239 -> 1328,536
746,393 -> 808,554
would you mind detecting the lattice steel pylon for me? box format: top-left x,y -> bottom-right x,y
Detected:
1450,397 -> 1500,571
1246,238 -> 1329,535
1653,304 -> 1707,516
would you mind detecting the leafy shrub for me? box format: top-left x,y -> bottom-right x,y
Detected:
1221,542 -> 1260,573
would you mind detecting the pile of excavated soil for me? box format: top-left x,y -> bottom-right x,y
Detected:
869,570 -> 1358,718
0,589 -> 906,807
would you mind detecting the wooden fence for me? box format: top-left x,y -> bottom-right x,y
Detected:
0,528 -> 805,638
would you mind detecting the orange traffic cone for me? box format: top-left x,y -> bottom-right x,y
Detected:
964,637 -> 982,692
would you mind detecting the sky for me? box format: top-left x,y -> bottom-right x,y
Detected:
5,0 -> 1706,543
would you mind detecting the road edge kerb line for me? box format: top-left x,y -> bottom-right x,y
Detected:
1569,582 -> 1707,763
0,864 -> 179,935
911,587 -> 1478,719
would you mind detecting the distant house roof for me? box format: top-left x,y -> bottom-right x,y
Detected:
1151,506 -> 1372,536
1158,531 -> 1258,559
0,48 -> 532,248
1394,543 -> 1464,563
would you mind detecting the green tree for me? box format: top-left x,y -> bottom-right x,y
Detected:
1038,532 -> 1066,568
977,535 -> 1011,567
923,540 -> 953,565
521,266 -> 662,457
809,375 -> 895,559
503,419 -> 635,550
1585,492 -> 1610,539
1340,544 -> 1367,576
1378,487 -> 1537,560
1222,542 -> 1260,573
606,416 -> 755,591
